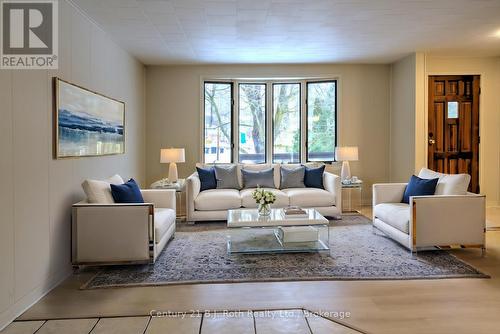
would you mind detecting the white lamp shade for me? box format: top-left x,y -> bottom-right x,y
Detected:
160,148 -> 185,163
335,146 -> 359,161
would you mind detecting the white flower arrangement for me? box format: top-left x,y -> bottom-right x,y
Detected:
251,187 -> 276,205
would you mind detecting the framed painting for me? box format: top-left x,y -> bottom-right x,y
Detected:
54,78 -> 125,158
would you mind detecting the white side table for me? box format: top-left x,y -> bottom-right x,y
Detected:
341,181 -> 363,214
150,178 -> 186,220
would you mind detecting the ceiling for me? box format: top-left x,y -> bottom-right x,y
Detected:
71,0 -> 500,65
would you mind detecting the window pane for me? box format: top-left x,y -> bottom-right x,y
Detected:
447,101 -> 458,118
204,82 -> 232,163
273,83 -> 300,163
307,81 -> 336,161
239,84 -> 266,163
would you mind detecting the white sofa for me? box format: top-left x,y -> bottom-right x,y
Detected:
72,189 -> 176,265
186,163 -> 341,223
372,168 -> 486,253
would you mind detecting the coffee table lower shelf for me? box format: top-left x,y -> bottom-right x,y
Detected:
226,225 -> 330,255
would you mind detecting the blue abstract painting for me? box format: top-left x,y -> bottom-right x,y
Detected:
55,79 -> 125,158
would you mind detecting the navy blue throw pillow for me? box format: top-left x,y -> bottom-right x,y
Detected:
110,178 -> 144,203
304,165 -> 325,189
402,175 -> 439,204
196,167 -> 217,192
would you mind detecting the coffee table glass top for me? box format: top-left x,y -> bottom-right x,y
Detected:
226,208 -> 330,255
227,208 -> 328,227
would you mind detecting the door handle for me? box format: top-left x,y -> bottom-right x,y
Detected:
429,139 -> 436,145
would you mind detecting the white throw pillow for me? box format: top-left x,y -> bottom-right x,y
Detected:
82,174 -> 124,203
418,168 -> 470,195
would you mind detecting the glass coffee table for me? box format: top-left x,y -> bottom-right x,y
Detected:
226,208 -> 330,255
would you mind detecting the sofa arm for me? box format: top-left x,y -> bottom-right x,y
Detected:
186,172 -> 201,221
72,202 -> 154,264
323,172 -> 341,208
372,183 -> 407,206
141,189 -> 176,210
411,194 -> 486,249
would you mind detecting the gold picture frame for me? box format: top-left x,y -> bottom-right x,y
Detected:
54,77 -> 125,159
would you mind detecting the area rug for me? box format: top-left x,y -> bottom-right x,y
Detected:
82,215 -> 489,289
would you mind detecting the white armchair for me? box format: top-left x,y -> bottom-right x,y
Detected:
72,189 -> 176,266
372,174 -> 486,253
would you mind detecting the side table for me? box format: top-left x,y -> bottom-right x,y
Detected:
341,182 -> 363,214
150,178 -> 186,220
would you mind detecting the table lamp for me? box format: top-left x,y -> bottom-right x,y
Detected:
160,148 -> 185,183
335,146 -> 358,182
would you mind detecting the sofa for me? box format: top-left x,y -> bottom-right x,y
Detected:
186,163 -> 341,223
72,175 -> 176,265
372,168 -> 486,253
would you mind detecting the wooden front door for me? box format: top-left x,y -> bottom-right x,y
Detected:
428,75 -> 480,193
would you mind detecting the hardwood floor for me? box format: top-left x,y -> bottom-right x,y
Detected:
1,310 -> 361,334
7,207 -> 500,334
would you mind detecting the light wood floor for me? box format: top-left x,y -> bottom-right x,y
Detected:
8,207 -> 500,334
2,309 -> 363,334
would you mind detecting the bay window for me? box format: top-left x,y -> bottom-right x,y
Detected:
203,79 -> 337,164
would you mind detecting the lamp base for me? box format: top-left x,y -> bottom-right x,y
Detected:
168,162 -> 178,183
341,161 -> 351,182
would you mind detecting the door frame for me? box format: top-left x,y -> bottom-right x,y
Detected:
424,72 -> 483,193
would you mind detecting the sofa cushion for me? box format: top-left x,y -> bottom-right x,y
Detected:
241,167 -> 276,188
282,188 -> 335,207
374,203 -> 410,234
214,165 -> 240,189
195,189 -> 241,211
82,174 -> 124,203
280,165 -> 305,189
401,175 -> 439,204
418,168 -> 470,195
240,188 -> 289,208
239,164 -> 281,188
196,166 -> 217,191
304,165 -> 325,189
111,179 -> 144,203
154,208 -> 176,243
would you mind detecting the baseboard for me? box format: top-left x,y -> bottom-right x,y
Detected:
0,267 -> 72,331
486,200 -> 500,208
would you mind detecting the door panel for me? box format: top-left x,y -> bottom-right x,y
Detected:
428,75 -> 480,193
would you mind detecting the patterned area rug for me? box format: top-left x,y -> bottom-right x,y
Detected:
82,215 -> 488,289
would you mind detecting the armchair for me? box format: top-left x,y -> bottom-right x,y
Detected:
72,189 -> 176,266
372,182 -> 485,253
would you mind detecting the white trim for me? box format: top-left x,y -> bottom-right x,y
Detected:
0,267 -> 72,331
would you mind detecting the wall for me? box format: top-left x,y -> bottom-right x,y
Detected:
146,64 -> 391,204
424,56 -> 500,206
389,54 -> 417,181
389,52 -> 427,182
0,0 -> 146,329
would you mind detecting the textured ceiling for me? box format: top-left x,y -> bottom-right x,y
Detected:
71,0 -> 500,65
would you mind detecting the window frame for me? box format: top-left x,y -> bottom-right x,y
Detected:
305,80 -> 338,163
201,78 -> 338,164
237,82 -> 268,164
271,82 -> 302,164
203,81 -> 234,164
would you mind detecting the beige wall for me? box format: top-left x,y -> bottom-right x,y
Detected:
389,53 -> 500,206
389,54 -> 416,181
424,56 -> 500,206
0,1 -> 146,329
146,64 -> 391,204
